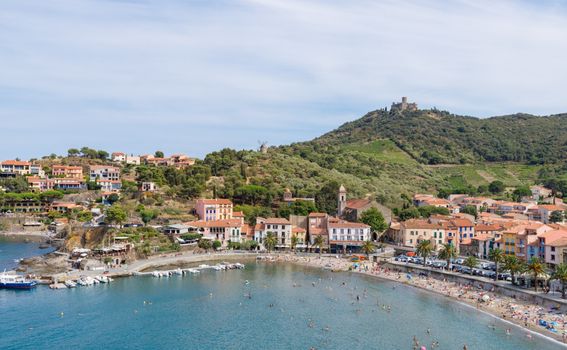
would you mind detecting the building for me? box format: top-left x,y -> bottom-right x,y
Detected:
292,227 -> 307,251
195,199 -> 233,221
89,165 -> 120,182
282,188 -> 315,204
126,155 -> 141,165
27,177 -> 85,192
30,164 -> 45,178
391,97 -> 418,112
111,152 -> 126,162
189,219 -> 245,246
328,218 -> 371,253
254,218 -> 292,250
337,185 -> 392,224
140,182 -> 158,192
308,212 -> 329,246
395,219 -> 445,250
96,179 -> 122,193
52,165 -> 83,179
531,185 -> 552,201
50,202 -> 82,213
1,160 -> 31,175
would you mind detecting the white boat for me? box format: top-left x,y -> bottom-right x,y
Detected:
64,280 -> 77,288
212,265 -> 222,271
96,276 -> 109,283
188,268 -> 200,274
198,264 -> 209,268
152,271 -> 161,278
92,278 -> 100,284
234,263 -> 245,269
76,279 -> 88,286
174,268 -> 183,275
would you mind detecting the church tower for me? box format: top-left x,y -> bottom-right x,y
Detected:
337,184 -> 347,217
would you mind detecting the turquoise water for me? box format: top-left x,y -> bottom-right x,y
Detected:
0,239 -> 55,270
0,261 -> 562,350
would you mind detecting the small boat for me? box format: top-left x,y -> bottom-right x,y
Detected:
198,264 -> 209,268
212,266 -> 222,271
64,280 -> 77,288
173,268 -> 183,275
188,269 -> 200,274
81,277 -> 95,286
96,276 -> 109,283
152,271 -> 161,278
0,272 -> 38,290
234,263 -> 245,269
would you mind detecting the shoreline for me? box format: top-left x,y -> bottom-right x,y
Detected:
0,231 -> 51,243
272,254 -> 567,346
18,250 -> 567,347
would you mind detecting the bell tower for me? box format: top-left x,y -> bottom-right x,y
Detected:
337,184 -> 347,217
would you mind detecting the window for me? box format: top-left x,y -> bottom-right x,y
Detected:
551,254 -> 556,261
551,247 -> 556,252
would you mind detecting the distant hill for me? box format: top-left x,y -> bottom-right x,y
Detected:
306,109 -> 567,165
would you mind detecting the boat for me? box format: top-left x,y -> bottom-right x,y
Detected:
0,272 -> 38,290
152,271 -> 161,278
234,263 -> 245,269
64,280 -> 77,288
174,268 -> 183,275
188,269 -> 200,274
212,265 -> 222,271
198,264 -> 209,268
96,276 -> 109,283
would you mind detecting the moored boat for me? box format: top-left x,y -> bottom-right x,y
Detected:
0,272 -> 38,290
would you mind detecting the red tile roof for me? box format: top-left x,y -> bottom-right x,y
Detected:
197,199 -> 233,205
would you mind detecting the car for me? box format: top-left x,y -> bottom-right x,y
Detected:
461,267 -> 472,274
455,258 -> 465,265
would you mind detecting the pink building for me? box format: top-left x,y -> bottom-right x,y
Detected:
52,165 -> 83,179
195,199 -> 233,222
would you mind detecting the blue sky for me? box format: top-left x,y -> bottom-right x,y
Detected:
2,0 -> 567,160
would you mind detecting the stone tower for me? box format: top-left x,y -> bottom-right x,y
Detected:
337,184 -> 347,217
283,188 -> 293,201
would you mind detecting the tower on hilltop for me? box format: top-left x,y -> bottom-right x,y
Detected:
391,96 -> 418,112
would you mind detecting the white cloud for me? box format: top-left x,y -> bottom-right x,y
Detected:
1,0 -> 567,158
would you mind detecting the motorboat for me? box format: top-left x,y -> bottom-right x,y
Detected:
64,280 -> 77,288
0,272 -> 37,290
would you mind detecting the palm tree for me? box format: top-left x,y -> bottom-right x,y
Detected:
313,235 -> 325,257
502,255 -> 524,285
552,263 -> 567,299
527,257 -> 546,292
264,232 -> 277,253
416,240 -> 433,267
291,235 -> 299,253
488,248 -> 505,281
438,243 -> 457,271
361,240 -> 375,259
463,256 -> 478,275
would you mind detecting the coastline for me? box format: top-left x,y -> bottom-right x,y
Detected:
271,254 -> 567,347
23,250 -> 567,346
0,231 -> 51,243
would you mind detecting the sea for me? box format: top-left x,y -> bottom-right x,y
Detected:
0,238 -> 55,271
0,243 -> 563,349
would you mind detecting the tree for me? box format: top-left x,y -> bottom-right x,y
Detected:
234,185 -> 270,206
107,193 -> 120,205
313,235 -> 325,257
155,151 -> 164,158
139,209 -> 159,226
67,148 -> 80,157
291,235 -> 299,252
463,256 -> 478,275
212,240 -> 222,250
288,200 -> 318,216
417,205 -> 450,218
361,240 -> 375,259
264,232 -> 277,253
398,207 -> 420,221
527,257 -> 546,292
315,181 -> 340,215
512,186 -> 532,202
106,205 -> 127,227
550,210 -> 564,223
552,263 -> 567,299
460,205 -> 478,219
97,150 -> 109,160
503,255 -> 525,285
360,207 -> 387,236
438,243 -> 457,270
488,181 -> 505,194
488,248 -> 505,281
416,240 -> 433,267
198,238 -> 212,252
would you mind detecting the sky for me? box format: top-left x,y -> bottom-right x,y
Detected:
2,0 -> 567,160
